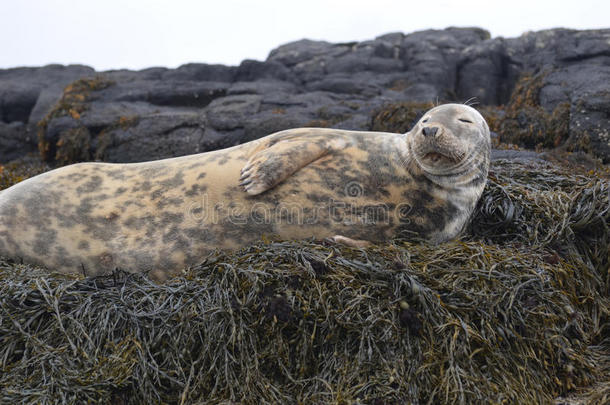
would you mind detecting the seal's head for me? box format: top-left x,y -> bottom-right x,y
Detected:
406,103 -> 490,180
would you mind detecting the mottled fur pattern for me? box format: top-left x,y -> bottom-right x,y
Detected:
0,104 -> 490,281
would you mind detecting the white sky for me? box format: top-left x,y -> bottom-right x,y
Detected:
2,0 -> 608,71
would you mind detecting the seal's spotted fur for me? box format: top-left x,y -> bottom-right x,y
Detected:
0,104 -> 490,280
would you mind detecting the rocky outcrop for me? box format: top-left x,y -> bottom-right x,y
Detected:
457,29 -> 610,159
0,64 -> 94,161
1,27 -> 609,164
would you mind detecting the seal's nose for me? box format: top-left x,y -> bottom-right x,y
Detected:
422,126 -> 439,137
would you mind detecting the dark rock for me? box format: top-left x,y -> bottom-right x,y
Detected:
161,63 -> 236,82
235,59 -> 297,83
513,29 -> 610,69
268,40 -> 352,83
0,82 -> 40,124
0,122 -> 35,162
1,27 -> 608,163
99,112 -> 206,162
201,127 -> 245,151
325,48 -> 402,74
387,82 -> 444,103
333,114 -> 371,131
0,64 -> 95,126
267,39 -> 345,67
227,80 -> 298,96
0,65 -> 96,162
540,64 -> 610,162
42,98 -> 207,163
375,32 -> 406,46
491,149 -> 544,162
457,29 -> 610,105
243,110 -> 311,143
145,81 -> 225,108
98,79 -> 228,108
273,91 -> 338,109
456,38 -> 522,105
307,75 -> 382,97
32,73 -> 228,163
206,95 -> 262,130
400,27 -> 490,97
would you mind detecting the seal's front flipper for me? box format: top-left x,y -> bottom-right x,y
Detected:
240,134 -> 347,195
331,235 -> 372,248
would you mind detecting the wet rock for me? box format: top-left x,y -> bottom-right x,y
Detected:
541,65 -> 610,162
0,64 -> 95,126
100,79 -> 228,108
161,63 -> 236,82
400,27 -> 490,95
267,39 -> 342,67
457,28 -> 610,104
0,122 -> 35,162
227,80 -> 298,96
206,94 -> 262,130
243,110 -> 312,143
307,75 -> 382,97
490,149 -> 544,162
235,59 -> 297,83
99,111 -> 206,162
0,27 -> 608,163
456,38 -> 521,105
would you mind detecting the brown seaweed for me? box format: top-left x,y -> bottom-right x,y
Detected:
0,158 -> 608,404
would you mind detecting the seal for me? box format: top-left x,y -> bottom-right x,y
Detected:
0,103 -> 490,280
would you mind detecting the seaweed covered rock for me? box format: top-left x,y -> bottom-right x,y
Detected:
374,62 -> 609,165
489,73 -> 572,150
0,157 -> 608,404
370,101 -> 435,133
0,64 -> 95,125
0,155 -> 50,191
457,29 -> 610,162
0,65 -> 95,161
30,70 -> 363,164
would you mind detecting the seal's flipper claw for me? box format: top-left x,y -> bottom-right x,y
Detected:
331,235 -> 372,248
240,132 -> 347,195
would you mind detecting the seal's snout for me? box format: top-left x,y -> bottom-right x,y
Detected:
422,126 -> 439,137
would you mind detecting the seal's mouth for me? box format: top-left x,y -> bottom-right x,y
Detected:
424,152 -> 444,162
423,151 -> 458,164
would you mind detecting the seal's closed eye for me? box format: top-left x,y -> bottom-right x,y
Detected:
458,118 -> 473,123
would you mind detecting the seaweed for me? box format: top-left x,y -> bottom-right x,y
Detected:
0,157 -> 608,404
370,102 -> 435,134
0,156 -> 51,191
37,77 -> 115,163
304,107 -> 353,128
495,72 -> 572,151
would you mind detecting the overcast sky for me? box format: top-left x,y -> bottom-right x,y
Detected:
2,0 -> 608,71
